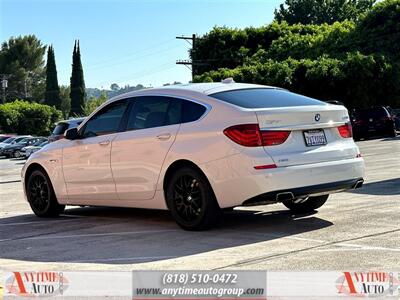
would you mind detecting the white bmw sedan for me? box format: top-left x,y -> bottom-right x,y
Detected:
22,82 -> 365,230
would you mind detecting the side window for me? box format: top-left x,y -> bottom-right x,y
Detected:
182,100 -> 206,123
166,98 -> 182,126
80,100 -> 128,138
127,96 -> 179,130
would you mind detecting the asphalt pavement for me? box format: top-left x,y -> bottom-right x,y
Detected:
0,137 -> 399,281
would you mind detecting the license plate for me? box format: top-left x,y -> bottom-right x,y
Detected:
303,129 -> 327,147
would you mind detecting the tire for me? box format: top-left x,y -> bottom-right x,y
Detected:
283,195 -> 329,213
165,167 -> 221,231
26,169 -> 65,217
14,150 -> 21,158
388,127 -> 397,138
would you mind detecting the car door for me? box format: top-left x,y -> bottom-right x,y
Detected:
62,99 -> 129,203
111,96 -> 182,200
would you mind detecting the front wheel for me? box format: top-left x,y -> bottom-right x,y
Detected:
14,150 -> 21,158
166,167 -> 221,231
27,169 -> 65,217
283,195 -> 329,213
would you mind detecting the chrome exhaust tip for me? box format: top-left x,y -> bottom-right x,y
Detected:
354,179 -> 364,189
276,192 -> 295,202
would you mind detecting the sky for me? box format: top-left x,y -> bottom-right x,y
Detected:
1,0 -> 282,89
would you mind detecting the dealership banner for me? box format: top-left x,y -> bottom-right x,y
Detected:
2,271 -> 399,299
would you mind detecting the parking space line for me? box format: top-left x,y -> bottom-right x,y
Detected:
1,229 -> 179,242
0,180 -> 21,184
0,219 -> 78,226
70,255 -> 177,263
214,228 -> 400,269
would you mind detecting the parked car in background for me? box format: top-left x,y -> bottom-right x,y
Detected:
23,140 -> 49,158
48,118 -> 85,142
386,106 -> 400,131
22,82 -> 364,230
20,138 -> 48,158
0,135 -> 15,142
1,137 -> 42,158
352,106 -> 397,140
0,136 -> 31,155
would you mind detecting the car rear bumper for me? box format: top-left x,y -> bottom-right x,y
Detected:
202,156 -> 365,208
242,177 -> 363,206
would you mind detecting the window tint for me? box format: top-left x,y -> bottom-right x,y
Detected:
210,88 -> 326,108
81,100 -> 128,138
127,97 -> 181,130
357,108 -> 388,119
2,137 -> 15,143
52,123 -> 69,135
182,100 -> 206,123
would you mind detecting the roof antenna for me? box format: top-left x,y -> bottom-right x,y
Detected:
221,77 -> 235,84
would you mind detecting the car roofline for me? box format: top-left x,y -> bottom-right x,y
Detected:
107,82 -> 281,103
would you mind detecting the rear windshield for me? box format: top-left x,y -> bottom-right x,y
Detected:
210,88 -> 326,108
356,108 -> 388,119
52,123 -> 69,135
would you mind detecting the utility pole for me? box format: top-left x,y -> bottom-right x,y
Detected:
176,34 -> 197,82
0,74 -> 10,104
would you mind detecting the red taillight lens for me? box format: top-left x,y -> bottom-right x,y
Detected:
261,131 -> 291,146
254,164 -> 277,170
338,123 -> 353,138
223,124 -> 262,147
224,124 -> 290,147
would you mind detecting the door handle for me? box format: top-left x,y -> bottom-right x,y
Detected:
98,140 -> 110,146
156,133 -> 171,141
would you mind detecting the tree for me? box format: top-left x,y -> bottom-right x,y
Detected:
44,46 -> 61,109
0,35 -> 46,102
83,92 -> 107,116
274,0 -> 375,25
110,83 -> 120,91
70,40 -> 86,116
60,85 -> 71,119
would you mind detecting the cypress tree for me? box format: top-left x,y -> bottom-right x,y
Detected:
70,40 -> 86,116
44,45 -> 61,109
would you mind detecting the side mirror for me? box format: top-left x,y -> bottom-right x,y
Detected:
64,127 -> 79,140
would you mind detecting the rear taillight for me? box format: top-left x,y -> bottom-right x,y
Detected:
338,123 -> 353,138
223,124 -> 290,147
261,131 -> 291,146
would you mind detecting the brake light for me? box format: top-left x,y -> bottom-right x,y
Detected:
338,123 -> 353,138
223,124 -> 290,147
254,164 -> 277,170
261,131 -> 291,146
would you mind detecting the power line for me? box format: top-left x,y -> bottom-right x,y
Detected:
86,39 -> 175,68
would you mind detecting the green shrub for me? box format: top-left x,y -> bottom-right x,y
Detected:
0,100 -> 62,135
195,52 -> 400,109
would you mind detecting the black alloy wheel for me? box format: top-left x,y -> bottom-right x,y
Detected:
27,169 -> 65,217
166,167 -> 221,230
173,175 -> 203,222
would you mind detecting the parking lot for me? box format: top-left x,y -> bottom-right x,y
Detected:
0,137 -> 399,281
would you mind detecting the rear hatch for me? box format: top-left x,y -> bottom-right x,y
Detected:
255,105 -> 356,167
210,87 -> 357,167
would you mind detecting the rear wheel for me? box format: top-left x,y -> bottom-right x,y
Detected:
14,150 -> 21,158
283,195 -> 328,213
27,169 -> 65,217
166,167 -> 221,231
388,126 -> 397,137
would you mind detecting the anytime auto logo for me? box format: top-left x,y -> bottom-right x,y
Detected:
5,271 -> 69,297
336,272 -> 400,297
